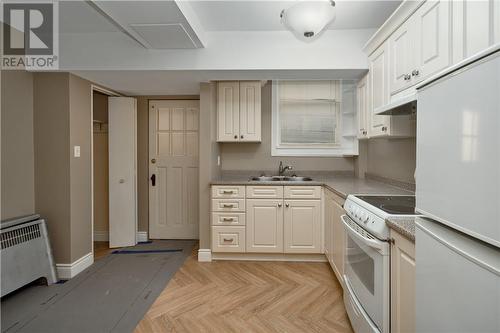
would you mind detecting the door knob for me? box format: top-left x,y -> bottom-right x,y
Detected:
151,158 -> 156,164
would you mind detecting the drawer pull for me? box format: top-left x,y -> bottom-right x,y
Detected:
222,190 -> 234,194
222,204 -> 234,208
223,238 -> 234,243
222,217 -> 234,222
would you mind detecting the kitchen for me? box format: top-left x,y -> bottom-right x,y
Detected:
1,0 -> 499,332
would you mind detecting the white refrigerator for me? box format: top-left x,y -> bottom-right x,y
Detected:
415,45 -> 500,332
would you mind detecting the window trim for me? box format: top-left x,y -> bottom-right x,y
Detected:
271,81 -> 354,157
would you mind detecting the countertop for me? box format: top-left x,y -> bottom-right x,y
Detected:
211,171 -> 414,199
386,216 -> 417,242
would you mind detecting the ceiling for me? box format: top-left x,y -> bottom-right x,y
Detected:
57,0 -> 401,95
189,0 -> 401,31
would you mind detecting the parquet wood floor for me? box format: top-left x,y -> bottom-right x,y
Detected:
135,251 -> 353,333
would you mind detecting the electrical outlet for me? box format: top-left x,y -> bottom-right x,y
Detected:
74,146 -> 81,157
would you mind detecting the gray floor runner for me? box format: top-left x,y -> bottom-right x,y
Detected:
1,240 -> 196,333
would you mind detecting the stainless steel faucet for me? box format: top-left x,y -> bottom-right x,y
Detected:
278,161 -> 293,176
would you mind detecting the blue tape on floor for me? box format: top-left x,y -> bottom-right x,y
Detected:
111,249 -> 183,254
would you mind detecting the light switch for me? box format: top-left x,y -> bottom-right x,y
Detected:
74,146 -> 81,157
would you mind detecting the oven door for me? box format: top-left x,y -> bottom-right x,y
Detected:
342,214 -> 390,332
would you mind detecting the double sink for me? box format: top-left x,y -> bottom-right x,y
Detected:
250,175 -> 313,182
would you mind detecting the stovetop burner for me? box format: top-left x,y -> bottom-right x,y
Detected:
356,195 -> 416,215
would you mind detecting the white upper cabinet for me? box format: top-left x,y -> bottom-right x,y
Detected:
413,0 -> 451,80
389,19 -> 415,94
217,81 -> 261,142
369,42 -> 391,137
452,0 -> 499,64
356,74 -> 370,139
389,0 -> 451,95
217,81 -> 240,142
239,81 -> 262,142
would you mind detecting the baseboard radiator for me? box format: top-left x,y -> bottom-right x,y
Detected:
1,214 -> 58,297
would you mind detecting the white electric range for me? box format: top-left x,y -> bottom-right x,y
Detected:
341,194 -> 419,333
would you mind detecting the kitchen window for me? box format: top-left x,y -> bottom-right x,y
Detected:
272,80 -> 358,156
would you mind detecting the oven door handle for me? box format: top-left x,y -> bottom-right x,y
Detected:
341,215 -> 385,252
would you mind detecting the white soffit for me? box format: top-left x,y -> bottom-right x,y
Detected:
130,23 -> 198,49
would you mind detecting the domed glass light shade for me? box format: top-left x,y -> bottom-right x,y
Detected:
280,0 -> 336,40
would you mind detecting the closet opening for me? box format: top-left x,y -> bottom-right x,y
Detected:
92,90 -> 111,260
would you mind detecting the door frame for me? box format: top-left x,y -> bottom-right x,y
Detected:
148,98 -> 201,240
90,85 -> 121,257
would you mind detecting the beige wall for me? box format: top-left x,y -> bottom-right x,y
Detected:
220,82 -> 355,172
1,71 -> 35,220
362,138 -> 416,184
69,74 -> 93,262
33,73 -> 98,263
135,95 -> 199,233
199,83 -> 221,249
34,73 -> 72,263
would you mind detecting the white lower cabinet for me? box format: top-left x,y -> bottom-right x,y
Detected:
212,226 -> 246,253
390,230 -> 416,333
246,199 -> 284,253
211,185 -> 322,255
284,200 -> 321,253
325,189 -> 346,283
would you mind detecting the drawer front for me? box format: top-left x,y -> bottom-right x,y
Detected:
246,186 -> 283,199
212,226 -> 246,252
212,185 -> 246,199
212,199 -> 246,212
211,212 -> 246,226
284,186 -> 322,199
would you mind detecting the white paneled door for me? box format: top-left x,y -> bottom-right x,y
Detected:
149,100 -> 200,239
109,97 -> 138,248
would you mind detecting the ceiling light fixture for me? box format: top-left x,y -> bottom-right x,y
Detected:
280,0 -> 336,40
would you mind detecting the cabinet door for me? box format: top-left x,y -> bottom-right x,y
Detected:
391,231 -> 416,333
239,81 -> 261,142
389,19 -> 414,94
413,0 -> 451,81
246,199 -> 283,253
217,81 -> 240,142
453,0 -> 496,64
369,42 -> 391,137
356,74 -> 369,139
284,200 -> 321,253
324,192 -> 335,264
331,198 -> 345,283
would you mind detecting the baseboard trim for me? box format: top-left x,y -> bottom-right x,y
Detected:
94,230 -> 109,242
198,249 -> 212,262
56,252 -> 94,280
137,231 -> 148,243
212,252 -> 327,262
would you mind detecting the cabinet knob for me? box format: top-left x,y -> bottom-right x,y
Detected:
412,69 -> 420,77
223,238 -> 234,243
278,203 -> 282,207
390,238 -> 396,245
285,203 -> 290,208
234,135 -> 238,139
404,74 -> 411,81
240,135 -> 244,139
382,126 -> 387,132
